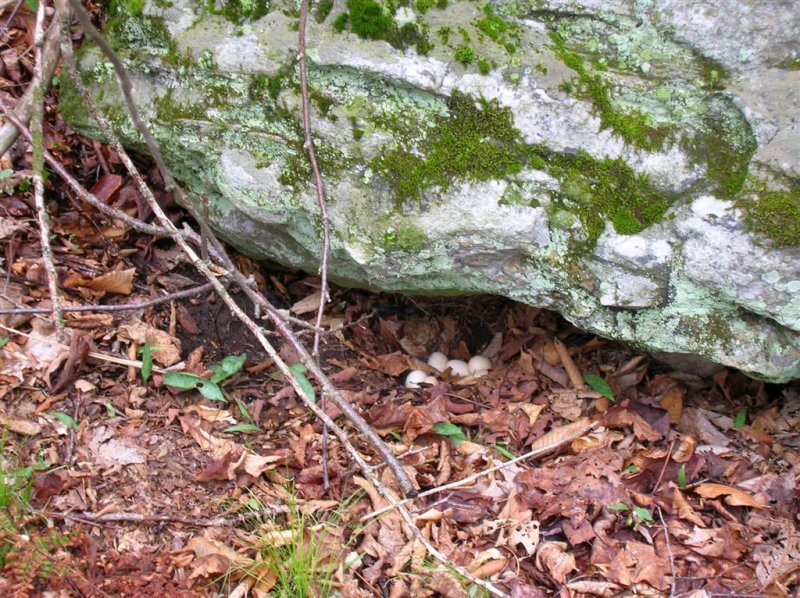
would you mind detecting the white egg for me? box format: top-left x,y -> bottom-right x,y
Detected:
405,369 -> 428,388
427,351 -> 449,372
445,359 -> 470,377
468,355 -> 492,375
423,376 -> 439,385
472,369 -> 489,378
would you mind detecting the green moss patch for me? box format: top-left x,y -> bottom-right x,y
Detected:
334,0 -> 432,54
370,91 -> 528,201
738,183 -> 800,247
546,151 -> 674,242
549,30 -> 669,151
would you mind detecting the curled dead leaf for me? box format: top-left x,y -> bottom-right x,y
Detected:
535,541 -> 577,584
693,483 -> 764,508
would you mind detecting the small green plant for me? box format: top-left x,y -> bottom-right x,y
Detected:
582,373 -> 615,401
0,337 -> 8,349
163,353 -> 247,401
233,491 -> 343,597
477,57 -> 491,75
454,45 -> 474,66
676,463 -> 688,489
138,341 -> 161,383
609,502 -> 653,531
432,422 -> 467,446
734,409 -> 747,429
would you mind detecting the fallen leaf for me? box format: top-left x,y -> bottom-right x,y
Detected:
535,542 -> 577,584
693,483 -> 764,508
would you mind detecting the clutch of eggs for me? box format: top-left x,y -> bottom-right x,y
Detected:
405,353 -> 493,388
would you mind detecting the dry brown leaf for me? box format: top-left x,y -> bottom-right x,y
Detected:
671,485 -> 705,527
672,435 -> 696,463
375,352 -> 416,377
290,290 -> 322,315
183,404 -> 236,424
548,389 -> 583,421
428,570 -> 470,598
119,322 -> 181,366
530,417 -> 594,452
0,414 -> 42,436
535,541 -> 577,584
693,483 -> 765,508
66,268 -> 136,295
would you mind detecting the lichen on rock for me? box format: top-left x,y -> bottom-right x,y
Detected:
62,0 -> 800,381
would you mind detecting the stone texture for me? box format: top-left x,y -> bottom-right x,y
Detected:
64,0 -> 800,381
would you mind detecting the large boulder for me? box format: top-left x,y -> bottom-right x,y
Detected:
63,0 -> 800,381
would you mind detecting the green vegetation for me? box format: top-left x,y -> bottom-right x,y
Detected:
384,223 -> 427,251
333,0 -> 432,54
738,183 -> 800,247
163,353 -> 247,401
550,31 -> 669,151
371,91 -> 527,201
477,57 -> 491,75
0,438 -> 73,588
314,0 -> 334,22
454,45 -> 474,66
201,0 -> 271,24
546,150 -> 673,242
475,3 -> 518,53
609,502 -> 653,531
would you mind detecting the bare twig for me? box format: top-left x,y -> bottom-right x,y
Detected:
657,507 -> 677,597
40,510 -> 253,527
298,0 -> 331,492
554,338 -> 585,390
30,0 -> 65,331
0,7 -> 62,156
297,0 -> 330,358
0,281 -> 214,314
361,420 -> 599,523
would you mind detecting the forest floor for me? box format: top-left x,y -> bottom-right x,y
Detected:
1,3 -> 799,597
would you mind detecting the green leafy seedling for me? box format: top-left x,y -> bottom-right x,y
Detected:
163,371 -> 225,401
610,502 -> 652,530
432,422 -> 467,446
51,411 -> 78,430
734,409 -> 747,429
677,463 -> 688,489
210,353 -> 247,383
0,337 -> 8,349
491,443 -> 515,460
164,353 -> 247,402
224,423 -> 262,434
138,342 -> 162,383
289,363 -> 316,403
583,373 -> 615,401
234,398 -> 254,423
0,169 -> 12,180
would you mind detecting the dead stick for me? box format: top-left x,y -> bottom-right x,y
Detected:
0,282 -> 213,314
30,0 -> 65,331
554,338 -> 585,390
298,0 -> 331,491
40,510 -> 247,527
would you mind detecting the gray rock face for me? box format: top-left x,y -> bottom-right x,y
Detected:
65,0 -> 800,381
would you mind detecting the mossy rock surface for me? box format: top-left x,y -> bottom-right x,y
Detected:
64,0 -> 800,381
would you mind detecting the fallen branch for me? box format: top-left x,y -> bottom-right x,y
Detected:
0,282 -> 214,314
298,0 -> 332,492
39,509 -> 269,527
0,11 -> 62,156
30,0 -> 64,331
